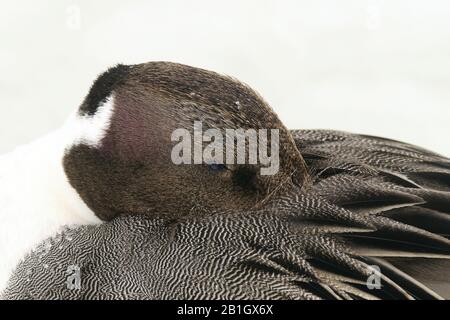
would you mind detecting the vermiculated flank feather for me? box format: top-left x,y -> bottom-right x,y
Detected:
3,130 -> 450,300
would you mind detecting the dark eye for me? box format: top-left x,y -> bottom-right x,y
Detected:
208,163 -> 228,171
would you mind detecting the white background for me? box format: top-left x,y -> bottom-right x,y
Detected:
1,0 -> 449,155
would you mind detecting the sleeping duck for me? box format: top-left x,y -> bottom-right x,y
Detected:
1,62 -> 449,299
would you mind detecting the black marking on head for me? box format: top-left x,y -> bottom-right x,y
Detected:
79,64 -> 132,116
64,61 -> 309,221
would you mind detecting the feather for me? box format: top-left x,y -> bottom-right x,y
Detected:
3,129 -> 450,300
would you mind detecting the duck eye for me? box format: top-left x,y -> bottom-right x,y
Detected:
208,163 -> 228,171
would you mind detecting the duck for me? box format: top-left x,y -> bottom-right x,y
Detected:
0,61 -> 306,295
2,62 -> 450,299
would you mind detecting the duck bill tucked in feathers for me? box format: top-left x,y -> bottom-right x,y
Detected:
3,129 -> 450,300
2,62 -> 450,300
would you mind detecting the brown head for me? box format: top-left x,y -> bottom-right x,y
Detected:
63,62 -> 309,221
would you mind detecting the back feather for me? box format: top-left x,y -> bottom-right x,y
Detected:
3,130 -> 450,300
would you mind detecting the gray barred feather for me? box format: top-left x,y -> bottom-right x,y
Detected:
3,130 -> 450,300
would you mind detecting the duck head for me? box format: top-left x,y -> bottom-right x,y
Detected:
63,62 -> 309,221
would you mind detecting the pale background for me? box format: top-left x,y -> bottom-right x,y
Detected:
1,0 -> 449,155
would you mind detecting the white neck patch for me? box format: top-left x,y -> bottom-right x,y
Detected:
0,97 -> 116,294
64,95 -> 116,148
